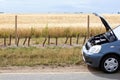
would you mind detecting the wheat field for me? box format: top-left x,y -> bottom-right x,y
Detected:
0,14 -> 120,37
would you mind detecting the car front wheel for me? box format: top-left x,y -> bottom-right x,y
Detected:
101,55 -> 120,73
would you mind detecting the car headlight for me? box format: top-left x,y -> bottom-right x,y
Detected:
89,45 -> 101,54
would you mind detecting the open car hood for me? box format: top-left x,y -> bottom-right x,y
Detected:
94,13 -> 118,40
94,13 -> 112,31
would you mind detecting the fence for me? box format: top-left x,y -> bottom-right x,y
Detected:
1,14 -> 117,47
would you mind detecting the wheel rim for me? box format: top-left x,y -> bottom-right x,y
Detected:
104,58 -> 118,72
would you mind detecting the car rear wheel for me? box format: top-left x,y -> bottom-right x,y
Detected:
101,55 -> 120,73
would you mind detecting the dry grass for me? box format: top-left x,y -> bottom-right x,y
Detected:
0,47 -> 82,67
0,27 -> 105,38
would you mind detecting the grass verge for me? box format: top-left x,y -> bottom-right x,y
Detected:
0,47 -> 83,67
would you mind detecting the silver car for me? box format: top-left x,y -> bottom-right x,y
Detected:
82,14 -> 120,73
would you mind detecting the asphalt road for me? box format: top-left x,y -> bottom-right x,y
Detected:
0,72 -> 120,80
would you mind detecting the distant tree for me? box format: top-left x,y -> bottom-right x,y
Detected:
118,12 -> 120,14
0,12 -> 4,14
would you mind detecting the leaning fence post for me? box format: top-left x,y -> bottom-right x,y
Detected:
28,36 -> 31,46
82,35 -> 87,46
43,37 -> 47,47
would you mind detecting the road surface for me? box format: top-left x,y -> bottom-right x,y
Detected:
0,72 -> 120,80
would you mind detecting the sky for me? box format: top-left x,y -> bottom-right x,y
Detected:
0,0 -> 120,13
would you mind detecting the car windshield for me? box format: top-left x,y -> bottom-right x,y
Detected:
113,25 -> 120,40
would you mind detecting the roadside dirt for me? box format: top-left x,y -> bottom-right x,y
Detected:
0,65 -> 101,73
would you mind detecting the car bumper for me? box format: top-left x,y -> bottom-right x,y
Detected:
82,46 -> 103,68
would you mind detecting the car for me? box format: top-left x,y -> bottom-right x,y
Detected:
82,14 -> 120,73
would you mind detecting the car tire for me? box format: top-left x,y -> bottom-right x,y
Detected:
100,55 -> 120,73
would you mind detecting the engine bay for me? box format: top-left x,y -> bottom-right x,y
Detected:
88,31 -> 117,46
89,34 -> 108,45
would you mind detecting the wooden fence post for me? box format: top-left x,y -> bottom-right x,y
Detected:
65,36 -> 68,44
55,37 -> 58,46
70,36 -> 72,46
8,35 -> 12,46
82,35 -> 87,46
48,35 -> 50,45
28,36 -> 31,46
15,15 -> 18,46
17,37 -> 20,46
4,37 -> 6,46
23,37 -> 27,45
43,37 -> 47,47
76,34 -> 80,44
87,15 -> 90,39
